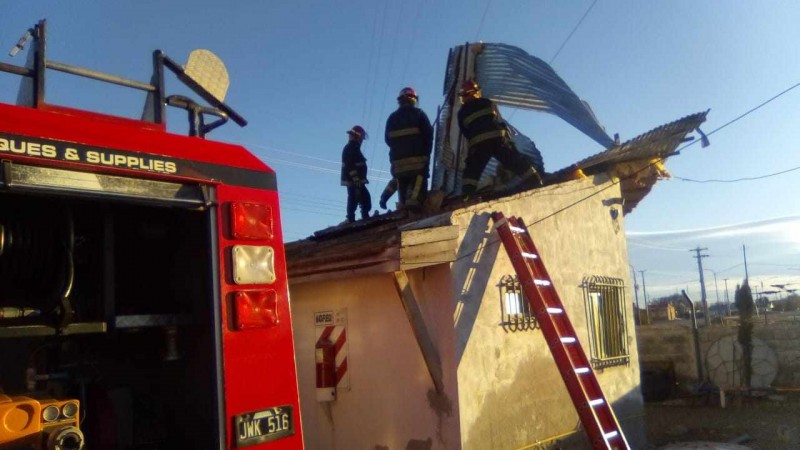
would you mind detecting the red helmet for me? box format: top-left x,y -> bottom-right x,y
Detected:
397,87 -> 418,102
458,79 -> 480,97
347,125 -> 368,140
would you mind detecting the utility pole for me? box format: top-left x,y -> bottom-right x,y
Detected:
707,269 -> 720,321
691,247 -> 710,326
742,244 -> 749,280
723,278 -> 731,316
639,270 -> 650,324
630,266 -> 641,325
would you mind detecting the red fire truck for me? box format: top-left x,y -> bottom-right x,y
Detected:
0,21 -> 303,449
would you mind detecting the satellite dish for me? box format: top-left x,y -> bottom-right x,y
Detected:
142,49 -> 230,123
184,49 -> 229,103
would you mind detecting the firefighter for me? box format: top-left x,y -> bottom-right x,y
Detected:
378,178 -> 398,210
457,79 -> 542,197
385,87 -> 434,209
341,125 -> 372,223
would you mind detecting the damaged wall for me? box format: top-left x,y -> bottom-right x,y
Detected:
449,175 -> 646,449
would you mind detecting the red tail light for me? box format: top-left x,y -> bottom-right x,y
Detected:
234,290 -> 279,330
231,202 -> 273,240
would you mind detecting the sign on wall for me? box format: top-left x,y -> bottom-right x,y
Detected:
314,309 -> 350,391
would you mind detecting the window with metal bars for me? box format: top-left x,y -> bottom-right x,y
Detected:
582,276 -> 630,369
498,275 -> 537,332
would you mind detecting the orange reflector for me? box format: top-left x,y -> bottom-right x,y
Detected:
234,290 -> 279,330
231,202 -> 273,240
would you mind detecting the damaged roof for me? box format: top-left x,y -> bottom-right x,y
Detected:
552,111 -> 708,214
555,111 -> 709,175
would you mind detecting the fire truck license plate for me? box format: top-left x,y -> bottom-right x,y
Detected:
234,406 -> 294,447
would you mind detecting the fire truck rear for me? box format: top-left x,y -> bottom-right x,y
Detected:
0,21 -> 304,450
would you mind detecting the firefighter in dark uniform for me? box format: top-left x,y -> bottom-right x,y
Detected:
378,178 -> 398,210
341,125 -> 372,223
384,87 -> 433,209
457,79 -> 542,196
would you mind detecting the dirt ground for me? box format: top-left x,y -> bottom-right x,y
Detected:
644,391 -> 800,449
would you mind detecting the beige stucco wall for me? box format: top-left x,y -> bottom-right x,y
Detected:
449,175 -> 645,449
288,174 -> 645,449
290,268 -> 462,450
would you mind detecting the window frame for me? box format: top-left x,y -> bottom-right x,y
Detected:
497,274 -> 537,332
582,275 -> 630,369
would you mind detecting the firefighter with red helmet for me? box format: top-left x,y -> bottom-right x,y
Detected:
341,125 -> 372,223
457,79 -> 542,196
384,87 -> 434,209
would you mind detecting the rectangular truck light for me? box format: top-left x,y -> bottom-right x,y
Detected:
234,290 -> 279,330
232,245 -> 276,285
231,202 -> 272,240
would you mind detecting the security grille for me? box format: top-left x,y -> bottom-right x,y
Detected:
583,276 -> 630,369
498,275 -> 537,331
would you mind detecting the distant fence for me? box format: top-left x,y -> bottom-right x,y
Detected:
638,317 -> 800,390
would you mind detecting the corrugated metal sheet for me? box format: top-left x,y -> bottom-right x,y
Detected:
476,43 -> 614,148
555,111 -> 709,175
553,111 -> 708,215
432,42 -> 613,195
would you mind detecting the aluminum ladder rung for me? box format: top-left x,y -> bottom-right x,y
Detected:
491,212 -> 630,450
509,225 -> 526,234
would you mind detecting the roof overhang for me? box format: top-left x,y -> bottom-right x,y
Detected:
551,111 -> 708,214
286,214 -> 458,285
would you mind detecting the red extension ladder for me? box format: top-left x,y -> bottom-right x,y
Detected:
492,212 -> 630,450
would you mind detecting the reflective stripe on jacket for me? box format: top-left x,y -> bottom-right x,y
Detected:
341,140 -> 368,186
385,105 -> 433,169
458,97 -> 508,149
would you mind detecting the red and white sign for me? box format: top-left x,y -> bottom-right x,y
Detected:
314,309 -> 349,391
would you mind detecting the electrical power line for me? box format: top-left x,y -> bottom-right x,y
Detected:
362,2 -> 381,123
675,80 -> 800,154
549,0 -> 598,64
413,78 -> 800,267
675,164 -> 800,183
474,0 -> 493,40
400,0 -> 425,83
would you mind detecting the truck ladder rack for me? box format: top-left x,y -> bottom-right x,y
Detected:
492,211 -> 630,450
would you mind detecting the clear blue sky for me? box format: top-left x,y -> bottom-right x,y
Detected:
2,1 -> 798,298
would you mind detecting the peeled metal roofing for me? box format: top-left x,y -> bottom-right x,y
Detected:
556,111 -> 709,175
476,43 -> 614,148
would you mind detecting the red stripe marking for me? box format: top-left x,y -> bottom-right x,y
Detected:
335,357 -> 348,384
316,325 -> 335,345
334,328 -> 347,354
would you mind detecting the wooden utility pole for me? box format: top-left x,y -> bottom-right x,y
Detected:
639,270 -> 650,324
631,266 -> 641,324
743,244 -> 749,280
691,247 -> 710,326
723,278 -> 731,316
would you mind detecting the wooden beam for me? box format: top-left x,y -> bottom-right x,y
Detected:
289,259 -> 401,285
401,225 -> 458,246
392,271 -> 444,393
400,225 -> 458,271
